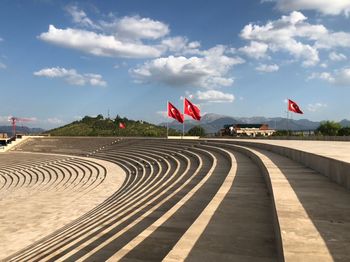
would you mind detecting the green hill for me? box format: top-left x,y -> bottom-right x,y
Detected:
46,114 -> 180,137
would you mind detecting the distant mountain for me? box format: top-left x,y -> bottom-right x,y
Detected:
340,119 -> 350,127
161,113 -> 325,134
0,126 -> 45,136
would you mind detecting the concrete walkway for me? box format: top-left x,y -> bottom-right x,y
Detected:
226,139 -> 350,164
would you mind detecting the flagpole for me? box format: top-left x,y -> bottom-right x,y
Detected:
182,98 -> 185,138
286,104 -> 290,136
166,100 -> 169,139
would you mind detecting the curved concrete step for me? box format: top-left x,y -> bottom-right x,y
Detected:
210,141 -> 350,262
0,153 -> 125,260
4,138 -> 280,261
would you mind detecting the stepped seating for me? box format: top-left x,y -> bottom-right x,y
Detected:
12,137 -> 120,156
2,137 -> 350,261
0,153 -> 106,200
5,139 -> 277,261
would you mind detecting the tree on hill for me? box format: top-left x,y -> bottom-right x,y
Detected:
316,121 -> 341,136
338,127 -> 350,136
47,114 -> 181,137
187,126 -> 206,136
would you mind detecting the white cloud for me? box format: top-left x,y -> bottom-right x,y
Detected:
66,5 -> 169,41
131,45 -> 244,88
255,64 -> 279,72
241,10 -> 350,53
0,116 -> 37,124
240,11 -> 322,67
195,90 -> 235,103
39,25 -> 163,58
65,5 -> 100,29
0,37 -> 3,42
309,68 -> 350,86
330,68 -> 350,85
0,62 -> 6,69
47,117 -> 64,125
113,16 -> 169,40
308,71 -> 334,82
307,103 -> 327,112
0,115 -> 10,123
41,7 -> 170,58
161,36 -> 201,54
34,67 -> 107,86
268,0 -> 350,17
329,51 -> 347,61
239,41 -> 269,59
315,32 -> 350,49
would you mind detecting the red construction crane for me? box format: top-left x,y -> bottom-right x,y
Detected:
9,117 -> 34,136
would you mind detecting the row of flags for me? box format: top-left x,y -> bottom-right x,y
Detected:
168,98 -> 201,124
168,98 -> 303,125
119,98 -> 303,129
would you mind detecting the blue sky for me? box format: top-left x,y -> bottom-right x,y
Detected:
1,0 -> 350,129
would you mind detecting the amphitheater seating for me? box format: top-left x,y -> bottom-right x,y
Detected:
1,137 -> 349,261
0,153 -> 106,200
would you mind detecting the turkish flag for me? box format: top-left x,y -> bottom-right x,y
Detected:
119,122 -> 126,129
288,99 -> 303,114
168,102 -> 184,123
184,98 -> 201,121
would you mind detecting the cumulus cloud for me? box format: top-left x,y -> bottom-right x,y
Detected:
161,36 -> 201,54
39,25 -> 163,58
268,0 -> 350,17
195,90 -> 235,103
329,52 -> 347,61
240,11 -> 350,69
316,32 -> 350,49
40,6 -> 173,58
309,68 -> 350,86
241,11 -> 323,67
43,6 -> 222,60
255,64 -> 279,72
34,67 -> 107,86
239,41 -> 269,59
66,4 -> 169,40
131,45 -> 244,88
307,103 -> 328,112
112,16 -> 169,40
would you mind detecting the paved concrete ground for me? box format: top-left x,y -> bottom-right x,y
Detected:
239,145 -> 350,261
229,139 -> 350,164
3,137 -> 350,261
0,155 -> 125,260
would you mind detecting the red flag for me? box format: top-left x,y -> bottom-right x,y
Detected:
168,102 -> 184,123
288,99 -> 303,114
119,122 -> 126,129
184,98 -> 201,121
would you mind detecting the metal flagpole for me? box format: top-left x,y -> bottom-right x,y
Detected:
286,106 -> 290,136
182,98 -> 185,138
166,100 -> 169,139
